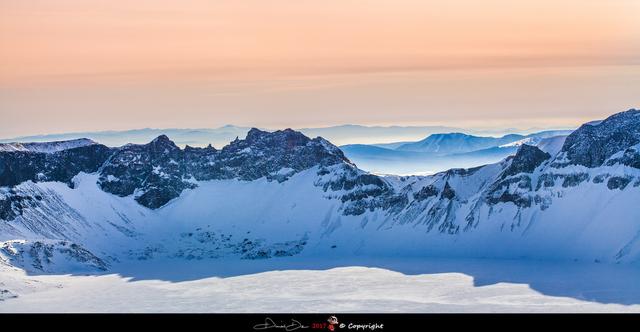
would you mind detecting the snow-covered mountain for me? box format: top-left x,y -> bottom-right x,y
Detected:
0,125 -> 572,149
0,125 -> 464,149
0,109 -> 639,274
341,130 -> 572,175
395,133 -> 523,154
0,127 -> 252,150
340,143 -> 519,176
393,130 -> 571,154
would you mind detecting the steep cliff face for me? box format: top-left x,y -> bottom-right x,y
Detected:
98,135 -> 195,209
0,141 -> 112,187
96,128 -> 353,208
561,109 -> 640,168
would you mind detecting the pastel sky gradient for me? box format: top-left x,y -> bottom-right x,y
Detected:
1,0 -> 639,137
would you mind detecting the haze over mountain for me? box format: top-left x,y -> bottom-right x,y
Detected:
0,125 -> 574,149
341,130 -> 572,175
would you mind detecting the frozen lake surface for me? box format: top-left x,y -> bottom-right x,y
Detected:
2,257 -> 640,312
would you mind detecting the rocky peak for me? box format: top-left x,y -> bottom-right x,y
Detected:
222,128 -> 348,163
97,129 -> 351,209
151,134 -> 171,143
184,144 -> 217,153
562,109 -> 640,167
148,135 -> 180,152
98,136 -> 194,209
244,127 -> 303,142
501,144 -> 550,178
232,128 -> 311,150
218,128 -> 349,181
244,127 -> 267,141
441,182 -> 456,200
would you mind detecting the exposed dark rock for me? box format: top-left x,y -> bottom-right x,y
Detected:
0,240 -> 107,272
536,173 -> 557,189
1,129 -> 355,210
605,146 -> 640,169
340,186 -> 403,216
0,144 -> 113,187
441,165 -> 485,178
562,109 -> 640,167
533,194 -> 552,210
490,175 -> 530,194
535,173 -> 591,190
413,185 -> 438,201
593,174 -> 609,184
321,166 -> 386,192
487,191 -> 532,208
441,182 -> 456,200
215,128 -> 350,182
317,164 -> 407,216
98,129 -> 351,208
517,176 -> 532,190
562,173 -> 589,187
607,176 -> 633,190
2,130 -> 354,210
501,144 -> 550,179
183,145 -> 219,181
341,187 -> 387,203
98,135 -> 194,209
0,192 -> 34,221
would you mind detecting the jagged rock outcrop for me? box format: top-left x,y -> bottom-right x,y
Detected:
482,145 -> 550,208
0,141 -> 114,228
97,128 -> 352,208
211,128 -> 350,181
0,142 -> 112,187
0,240 -> 108,273
605,144 -> 640,169
501,144 -> 550,179
1,129 -> 354,210
98,135 -> 196,209
562,109 -> 640,167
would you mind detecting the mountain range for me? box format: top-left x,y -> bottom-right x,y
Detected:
0,124 -> 573,149
341,130 -> 572,175
0,109 -> 639,274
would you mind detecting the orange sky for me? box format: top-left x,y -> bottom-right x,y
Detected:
1,0 -> 639,137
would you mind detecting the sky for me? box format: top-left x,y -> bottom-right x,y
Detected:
1,0 -> 639,138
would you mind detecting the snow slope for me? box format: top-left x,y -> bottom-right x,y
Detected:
2,156 -> 639,269
2,257 -> 639,312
